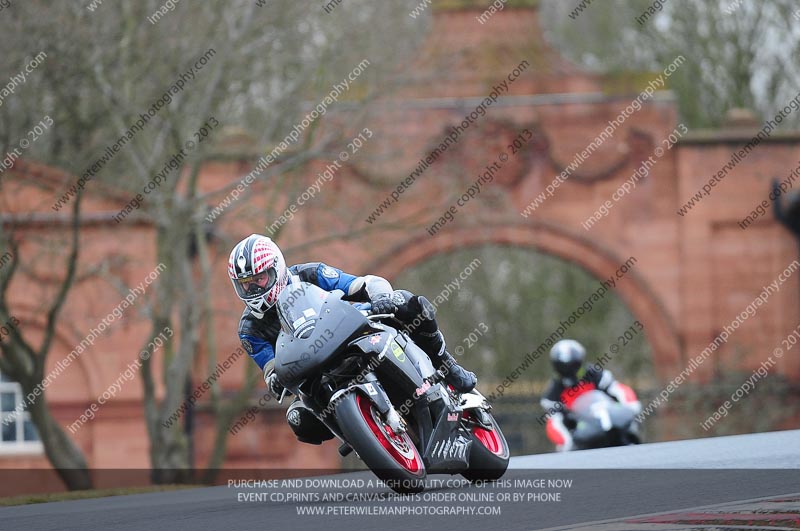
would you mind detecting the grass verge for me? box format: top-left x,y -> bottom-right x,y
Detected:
0,484 -> 201,507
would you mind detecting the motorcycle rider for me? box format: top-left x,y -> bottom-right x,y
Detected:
539,339 -> 641,451
228,234 -> 477,444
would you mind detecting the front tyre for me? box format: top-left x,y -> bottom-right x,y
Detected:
335,392 -> 425,493
461,410 -> 509,481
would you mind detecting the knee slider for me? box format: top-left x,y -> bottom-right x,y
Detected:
286,400 -> 332,444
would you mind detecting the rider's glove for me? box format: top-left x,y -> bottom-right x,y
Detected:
263,361 -> 284,399
370,293 -> 396,314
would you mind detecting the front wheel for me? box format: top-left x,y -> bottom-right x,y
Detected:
335,392 -> 426,493
461,410 -> 509,482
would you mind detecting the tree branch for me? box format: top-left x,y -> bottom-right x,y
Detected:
37,188 -> 82,367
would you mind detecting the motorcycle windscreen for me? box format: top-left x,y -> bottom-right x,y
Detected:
276,282 -> 330,338
571,390 -> 635,426
570,390 -> 614,417
274,283 -> 369,387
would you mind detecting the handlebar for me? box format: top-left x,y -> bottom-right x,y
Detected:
353,302 -> 396,321
365,312 -> 395,321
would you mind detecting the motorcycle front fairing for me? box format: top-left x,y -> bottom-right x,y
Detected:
350,326 -> 435,392
571,390 -> 637,448
273,282 -> 473,471
274,284 -> 370,389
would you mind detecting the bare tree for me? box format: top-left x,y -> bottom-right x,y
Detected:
540,0 -> 800,128
0,187 -> 91,490
1,0 -> 426,484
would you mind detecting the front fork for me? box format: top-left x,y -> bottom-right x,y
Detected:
328,373 -> 406,434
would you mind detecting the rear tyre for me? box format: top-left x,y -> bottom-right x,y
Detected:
335,392 -> 425,494
461,410 -> 509,482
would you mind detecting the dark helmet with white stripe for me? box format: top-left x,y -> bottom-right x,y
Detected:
228,234 -> 288,317
549,339 -> 586,381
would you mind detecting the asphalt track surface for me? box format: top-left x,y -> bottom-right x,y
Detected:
2,430 -> 798,531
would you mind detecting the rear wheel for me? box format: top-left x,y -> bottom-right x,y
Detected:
461,410 -> 509,482
335,392 -> 425,493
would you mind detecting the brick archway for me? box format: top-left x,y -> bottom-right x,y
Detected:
366,221 -> 682,379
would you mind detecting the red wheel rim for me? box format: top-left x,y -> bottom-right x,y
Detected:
356,394 -> 423,475
465,412 -> 506,456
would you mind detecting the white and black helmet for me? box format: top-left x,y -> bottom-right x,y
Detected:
227,234 -> 288,317
549,339 -> 586,380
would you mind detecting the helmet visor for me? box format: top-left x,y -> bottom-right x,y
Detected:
233,268 -> 277,300
555,359 -> 582,379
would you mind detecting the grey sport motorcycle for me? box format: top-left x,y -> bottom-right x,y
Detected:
272,282 -> 509,493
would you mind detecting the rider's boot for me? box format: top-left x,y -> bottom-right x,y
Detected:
418,330 -> 477,393
393,291 -> 478,393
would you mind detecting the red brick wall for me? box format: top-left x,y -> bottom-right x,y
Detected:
2,4 -> 798,488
